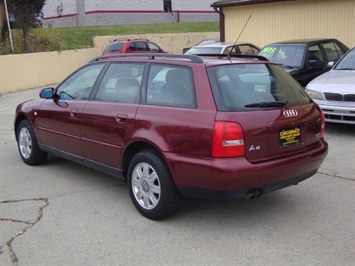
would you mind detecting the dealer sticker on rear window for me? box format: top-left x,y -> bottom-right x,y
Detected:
279,126 -> 301,147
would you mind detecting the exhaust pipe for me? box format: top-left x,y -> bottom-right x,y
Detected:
244,189 -> 262,199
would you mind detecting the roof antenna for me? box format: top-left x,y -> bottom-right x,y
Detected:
227,14 -> 252,61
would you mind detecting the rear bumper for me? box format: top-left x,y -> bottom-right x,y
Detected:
178,169 -> 317,199
164,139 -> 328,199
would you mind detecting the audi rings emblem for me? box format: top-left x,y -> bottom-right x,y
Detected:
283,109 -> 298,117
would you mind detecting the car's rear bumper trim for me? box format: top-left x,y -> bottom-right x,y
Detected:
178,169 -> 317,199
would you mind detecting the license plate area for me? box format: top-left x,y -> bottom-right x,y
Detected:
279,126 -> 301,147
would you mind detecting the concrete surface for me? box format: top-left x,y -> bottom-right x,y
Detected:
0,88 -> 354,266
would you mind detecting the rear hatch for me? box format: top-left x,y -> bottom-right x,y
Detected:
215,104 -> 323,163
207,62 -> 323,162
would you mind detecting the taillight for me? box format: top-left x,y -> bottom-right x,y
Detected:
212,121 -> 245,157
320,110 -> 325,138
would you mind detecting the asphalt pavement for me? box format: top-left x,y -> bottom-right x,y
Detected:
0,88 -> 354,266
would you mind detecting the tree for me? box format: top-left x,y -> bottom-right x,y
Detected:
0,1 -> 9,45
7,0 -> 46,51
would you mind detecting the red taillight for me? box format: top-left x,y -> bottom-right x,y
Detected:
212,121 -> 245,157
320,110 -> 325,138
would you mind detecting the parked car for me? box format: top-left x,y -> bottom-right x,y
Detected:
305,47 -> 355,124
182,38 -> 220,53
102,38 -> 170,55
184,41 -> 260,55
14,53 -> 328,220
259,39 -> 349,87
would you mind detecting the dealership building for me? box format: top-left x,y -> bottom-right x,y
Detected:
42,0 -> 218,28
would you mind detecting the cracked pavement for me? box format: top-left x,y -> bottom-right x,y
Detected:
0,198 -> 48,265
0,88 -> 354,266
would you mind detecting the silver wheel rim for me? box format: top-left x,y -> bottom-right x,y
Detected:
19,127 -> 32,159
131,162 -> 161,210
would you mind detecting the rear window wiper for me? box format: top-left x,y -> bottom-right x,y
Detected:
245,100 -> 288,108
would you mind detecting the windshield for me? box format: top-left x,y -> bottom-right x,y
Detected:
185,46 -> 223,54
334,48 -> 355,70
259,44 -> 306,68
207,63 -> 312,111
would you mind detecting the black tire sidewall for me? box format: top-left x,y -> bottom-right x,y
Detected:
127,150 -> 181,220
17,120 -> 47,165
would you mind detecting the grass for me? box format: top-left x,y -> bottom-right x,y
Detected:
0,22 -> 219,54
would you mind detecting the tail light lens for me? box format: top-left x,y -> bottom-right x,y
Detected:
212,121 -> 245,157
320,110 -> 325,138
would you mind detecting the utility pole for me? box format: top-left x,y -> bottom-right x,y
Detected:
76,0 -> 86,27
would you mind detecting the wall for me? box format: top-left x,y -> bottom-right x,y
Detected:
0,32 -> 219,95
43,0 -> 218,28
222,0 -> 355,48
0,48 -> 98,95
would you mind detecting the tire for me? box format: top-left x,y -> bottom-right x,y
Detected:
17,120 -> 47,165
127,150 -> 182,220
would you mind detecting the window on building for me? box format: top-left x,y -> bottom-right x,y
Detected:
163,0 -> 172,12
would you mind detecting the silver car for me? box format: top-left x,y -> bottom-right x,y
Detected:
184,42 -> 260,55
306,47 -> 355,124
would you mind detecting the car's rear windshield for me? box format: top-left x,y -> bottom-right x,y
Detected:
104,42 -> 124,53
207,63 -> 312,111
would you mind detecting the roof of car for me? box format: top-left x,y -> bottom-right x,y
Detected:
192,42 -> 257,48
90,53 -> 269,65
266,38 -> 340,45
112,38 -> 150,42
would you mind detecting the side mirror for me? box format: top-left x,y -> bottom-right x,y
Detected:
39,87 -> 55,99
327,61 -> 335,67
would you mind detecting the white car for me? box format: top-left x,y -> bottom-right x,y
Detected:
306,47 -> 355,124
184,42 -> 260,55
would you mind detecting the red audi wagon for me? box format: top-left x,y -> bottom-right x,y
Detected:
14,53 -> 328,220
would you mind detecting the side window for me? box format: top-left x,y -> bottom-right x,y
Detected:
56,64 -> 104,100
129,42 -> 137,51
94,63 -> 144,103
147,64 -> 195,108
307,45 -> 325,64
147,42 -> 161,52
239,45 -> 258,55
226,46 -> 237,55
323,42 -> 345,61
129,42 -> 149,51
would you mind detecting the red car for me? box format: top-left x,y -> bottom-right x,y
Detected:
102,38 -> 170,55
15,53 -> 328,220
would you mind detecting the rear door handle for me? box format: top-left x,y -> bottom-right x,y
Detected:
116,114 -> 128,123
70,110 -> 79,118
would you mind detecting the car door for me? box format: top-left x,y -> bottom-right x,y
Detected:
322,41 -> 346,63
294,44 -> 328,86
80,62 -> 145,168
37,63 -> 105,156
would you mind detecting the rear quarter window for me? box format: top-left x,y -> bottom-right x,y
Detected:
146,64 -> 196,108
207,63 -> 312,111
323,42 -> 345,61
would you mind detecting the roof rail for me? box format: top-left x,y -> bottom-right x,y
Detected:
112,38 -> 150,42
194,53 -> 269,61
89,53 -> 204,63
